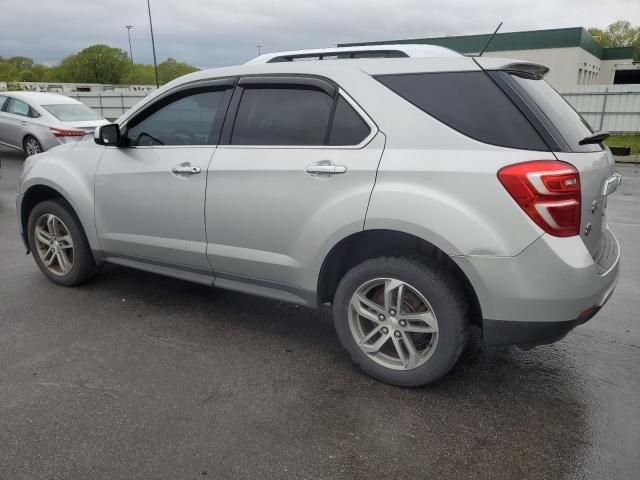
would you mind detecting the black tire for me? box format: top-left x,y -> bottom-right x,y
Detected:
333,256 -> 468,387
23,135 -> 43,156
27,199 -> 97,286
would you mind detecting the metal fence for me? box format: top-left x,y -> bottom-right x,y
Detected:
561,84 -> 640,134
63,91 -> 149,121
64,85 -> 640,134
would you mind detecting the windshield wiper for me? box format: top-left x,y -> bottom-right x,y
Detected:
579,131 -> 610,146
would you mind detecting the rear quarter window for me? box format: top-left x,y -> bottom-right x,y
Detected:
375,71 -> 548,151
328,96 -> 371,146
509,74 -> 602,153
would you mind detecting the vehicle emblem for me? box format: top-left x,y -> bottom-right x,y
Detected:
591,200 -> 599,214
584,223 -> 592,236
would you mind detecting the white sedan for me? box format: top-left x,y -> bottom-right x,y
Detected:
0,91 -> 108,156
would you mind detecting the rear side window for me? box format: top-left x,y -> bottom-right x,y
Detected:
328,96 -> 370,146
232,87 -> 333,145
510,74 -> 601,153
375,72 -> 548,151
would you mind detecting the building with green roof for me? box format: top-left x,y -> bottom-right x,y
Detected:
339,27 -> 637,91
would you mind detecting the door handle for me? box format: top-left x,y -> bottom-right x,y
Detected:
20,121 -> 28,126
306,163 -> 347,175
172,165 -> 201,175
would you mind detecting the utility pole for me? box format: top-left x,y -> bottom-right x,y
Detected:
256,45 -> 262,56
125,25 -> 135,73
147,0 -> 160,87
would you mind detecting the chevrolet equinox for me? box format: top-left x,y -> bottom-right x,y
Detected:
17,45 -> 621,386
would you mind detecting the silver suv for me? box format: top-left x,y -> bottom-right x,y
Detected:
16,46 -> 621,386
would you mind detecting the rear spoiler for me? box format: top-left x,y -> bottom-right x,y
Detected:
473,57 -> 549,77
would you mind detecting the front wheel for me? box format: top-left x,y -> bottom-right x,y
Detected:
333,256 -> 468,387
27,199 -> 97,286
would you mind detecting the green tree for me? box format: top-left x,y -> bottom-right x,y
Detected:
122,63 -> 156,85
0,46 -> 197,85
43,65 -> 64,82
158,58 -> 198,84
7,56 -> 35,71
589,21 -> 640,61
19,64 -> 48,82
0,58 -> 20,81
57,44 -> 130,84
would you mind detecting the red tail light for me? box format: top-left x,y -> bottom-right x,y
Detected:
50,127 -> 86,137
498,161 -> 581,237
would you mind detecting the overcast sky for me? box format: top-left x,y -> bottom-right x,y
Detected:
2,0 -> 638,68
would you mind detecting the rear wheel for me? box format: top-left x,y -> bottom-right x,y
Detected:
27,199 -> 96,286
23,136 -> 43,156
333,256 -> 468,387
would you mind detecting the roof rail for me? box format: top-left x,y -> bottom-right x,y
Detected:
246,44 -> 463,64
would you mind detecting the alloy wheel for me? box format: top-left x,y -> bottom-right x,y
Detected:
348,278 -> 439,370
25,138 -> 42,156
33,214 -> 74,276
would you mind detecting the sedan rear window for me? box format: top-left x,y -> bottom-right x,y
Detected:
375,71 -> 548,151
42,104 -> 103,122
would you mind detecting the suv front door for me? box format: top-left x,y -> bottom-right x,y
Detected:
94,80 -> 234,281
205,76 -> 384,301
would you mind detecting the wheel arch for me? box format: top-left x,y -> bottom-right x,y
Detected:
20,184 -> 96,258
317,229 -> 482,325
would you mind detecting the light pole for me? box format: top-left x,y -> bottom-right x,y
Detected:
147,0 -> 159,87
256,45 -> 262,56
125,25 -> 135,73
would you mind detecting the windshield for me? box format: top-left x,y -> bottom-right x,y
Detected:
42,104 -> 103,122
511,74 -> 601,153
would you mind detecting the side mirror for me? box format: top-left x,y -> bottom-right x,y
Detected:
94,124 -> 122,146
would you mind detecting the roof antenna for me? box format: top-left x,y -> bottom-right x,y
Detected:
478,22 -> 503,56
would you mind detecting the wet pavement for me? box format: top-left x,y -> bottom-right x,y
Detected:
1,148 -> 639,479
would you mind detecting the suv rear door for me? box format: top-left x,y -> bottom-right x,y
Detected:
204,75 -> 384,301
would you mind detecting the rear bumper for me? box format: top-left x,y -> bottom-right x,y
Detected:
482,293 -> 611,348
453,229 -> 620,346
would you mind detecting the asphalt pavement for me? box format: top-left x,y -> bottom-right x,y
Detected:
1,148 -> 639,479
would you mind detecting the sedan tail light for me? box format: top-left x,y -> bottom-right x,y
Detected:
50,127 -> 86,137
498,161 -> 581,237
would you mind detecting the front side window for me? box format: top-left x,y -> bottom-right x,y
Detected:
127,89 -> 226,146
6,98 -> 31,117
231,87 -> 333,146
0,95 -> 8,111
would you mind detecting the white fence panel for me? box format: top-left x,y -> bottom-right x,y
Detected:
63,91 -> 149,121
562,85 -> 640,134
